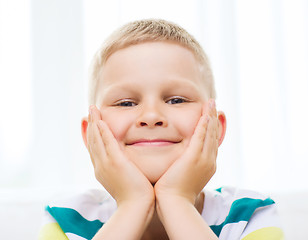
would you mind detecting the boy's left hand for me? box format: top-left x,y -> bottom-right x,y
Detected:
154,99 -> 219,205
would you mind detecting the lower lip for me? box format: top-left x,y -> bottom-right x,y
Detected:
131,141 -> 175,147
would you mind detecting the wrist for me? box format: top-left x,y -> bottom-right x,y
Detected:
118,196 -> 155,210
118,195 -> 155,223
93,196 -> 155,240
156,194 -> 193,221
116,185 -> 155,207
155,193 -> 217,240
155,189 -> 197,207
155,191 -> 205,223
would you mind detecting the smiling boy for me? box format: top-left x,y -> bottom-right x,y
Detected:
39,19 -> 284,240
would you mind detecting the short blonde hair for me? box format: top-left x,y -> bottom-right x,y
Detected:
88,19 -> 216,105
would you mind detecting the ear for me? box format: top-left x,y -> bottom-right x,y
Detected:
217,111 -> 227,147
81,116 -> 89,148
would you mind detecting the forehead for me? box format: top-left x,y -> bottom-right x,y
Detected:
97,42 -> 207,98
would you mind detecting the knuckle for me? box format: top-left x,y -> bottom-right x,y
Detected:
196,133 -> 205,145
212,163 -> 217,174
94,167 -> 103,181
209,128 -> 215,139
205,161 -> 216,176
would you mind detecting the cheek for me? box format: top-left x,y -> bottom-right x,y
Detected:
171,107 -> 202,139
101,109 -> 134,141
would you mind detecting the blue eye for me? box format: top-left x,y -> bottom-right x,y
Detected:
166,97 -> 187,104
116,100 -> 136,107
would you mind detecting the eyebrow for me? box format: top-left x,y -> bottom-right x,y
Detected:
164,78 -> 201,89
98,77 -> 203,104
100,83 -> 139,97
112,77 -> 200,90
97,84 -> 138,106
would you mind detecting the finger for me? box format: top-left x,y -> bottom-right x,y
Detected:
202,116 -> 218,159
201,102 -> 209,116
90,105 -> 102,122
86,117 -> 97,167
86,110 -> 94,151
87,108 -> 106,167
97,120 -> 123,160
89,105 -> 107,156
208,99 -> 217,118
215,117 -> 219,145
185,114 -> 210,159
208,99 -> 219,143
87,107 -> 97,151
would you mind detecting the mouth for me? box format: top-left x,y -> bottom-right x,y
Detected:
126,139 -> 181,147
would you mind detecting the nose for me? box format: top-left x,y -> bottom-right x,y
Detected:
136,104 -> 167,128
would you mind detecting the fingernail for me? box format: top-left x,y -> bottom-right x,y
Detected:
91,105 -> 96,112
89,105 -> 94,121
210,99 -> 216,109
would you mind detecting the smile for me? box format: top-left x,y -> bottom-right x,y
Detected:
127,139 -> 181,147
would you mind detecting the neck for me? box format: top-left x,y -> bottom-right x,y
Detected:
141,191 -> 205,240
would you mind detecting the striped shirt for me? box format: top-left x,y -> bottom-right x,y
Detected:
38,186 -> 284,240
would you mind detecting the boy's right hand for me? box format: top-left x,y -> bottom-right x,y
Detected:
86,105 -> 155,207
87,105 -> 155,239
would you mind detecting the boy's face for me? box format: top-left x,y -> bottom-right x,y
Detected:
96,42 -> 209,184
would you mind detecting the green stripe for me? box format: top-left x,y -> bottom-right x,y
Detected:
215,187 -> 223,193
46,206 -> 104,240
210,197 -> 275,237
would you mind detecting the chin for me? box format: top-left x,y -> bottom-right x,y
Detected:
146,173 -> 163,185
136,156 -> 175,182
125,147 -> 183,184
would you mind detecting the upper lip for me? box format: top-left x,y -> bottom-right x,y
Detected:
126,139 -> 181,145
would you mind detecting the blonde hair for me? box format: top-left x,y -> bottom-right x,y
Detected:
88,19 -> 216,105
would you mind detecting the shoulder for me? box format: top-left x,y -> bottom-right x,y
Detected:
201,186 -> 275,222
201,186 -> 284,239
40,189 -> 116,240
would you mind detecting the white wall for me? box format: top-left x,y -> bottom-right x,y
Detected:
0,1 -> 308,238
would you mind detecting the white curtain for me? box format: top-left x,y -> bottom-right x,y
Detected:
0,0 -> 307,196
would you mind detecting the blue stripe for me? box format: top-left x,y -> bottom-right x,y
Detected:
215,187 -> 223,193
210,197 -> 275,237
46,206 -> 104,239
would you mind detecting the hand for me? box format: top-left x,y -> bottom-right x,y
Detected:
87,105 -> 155,239
86,105 -> 155,206
154,99 -> 219,204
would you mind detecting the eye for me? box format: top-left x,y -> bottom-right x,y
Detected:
166,97 -> 188,104
115,99 -> 137,107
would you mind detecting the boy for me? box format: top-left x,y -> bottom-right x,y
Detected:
39,19 -> 284,240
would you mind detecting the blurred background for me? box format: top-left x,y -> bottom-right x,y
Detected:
0,0 -> 307,239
